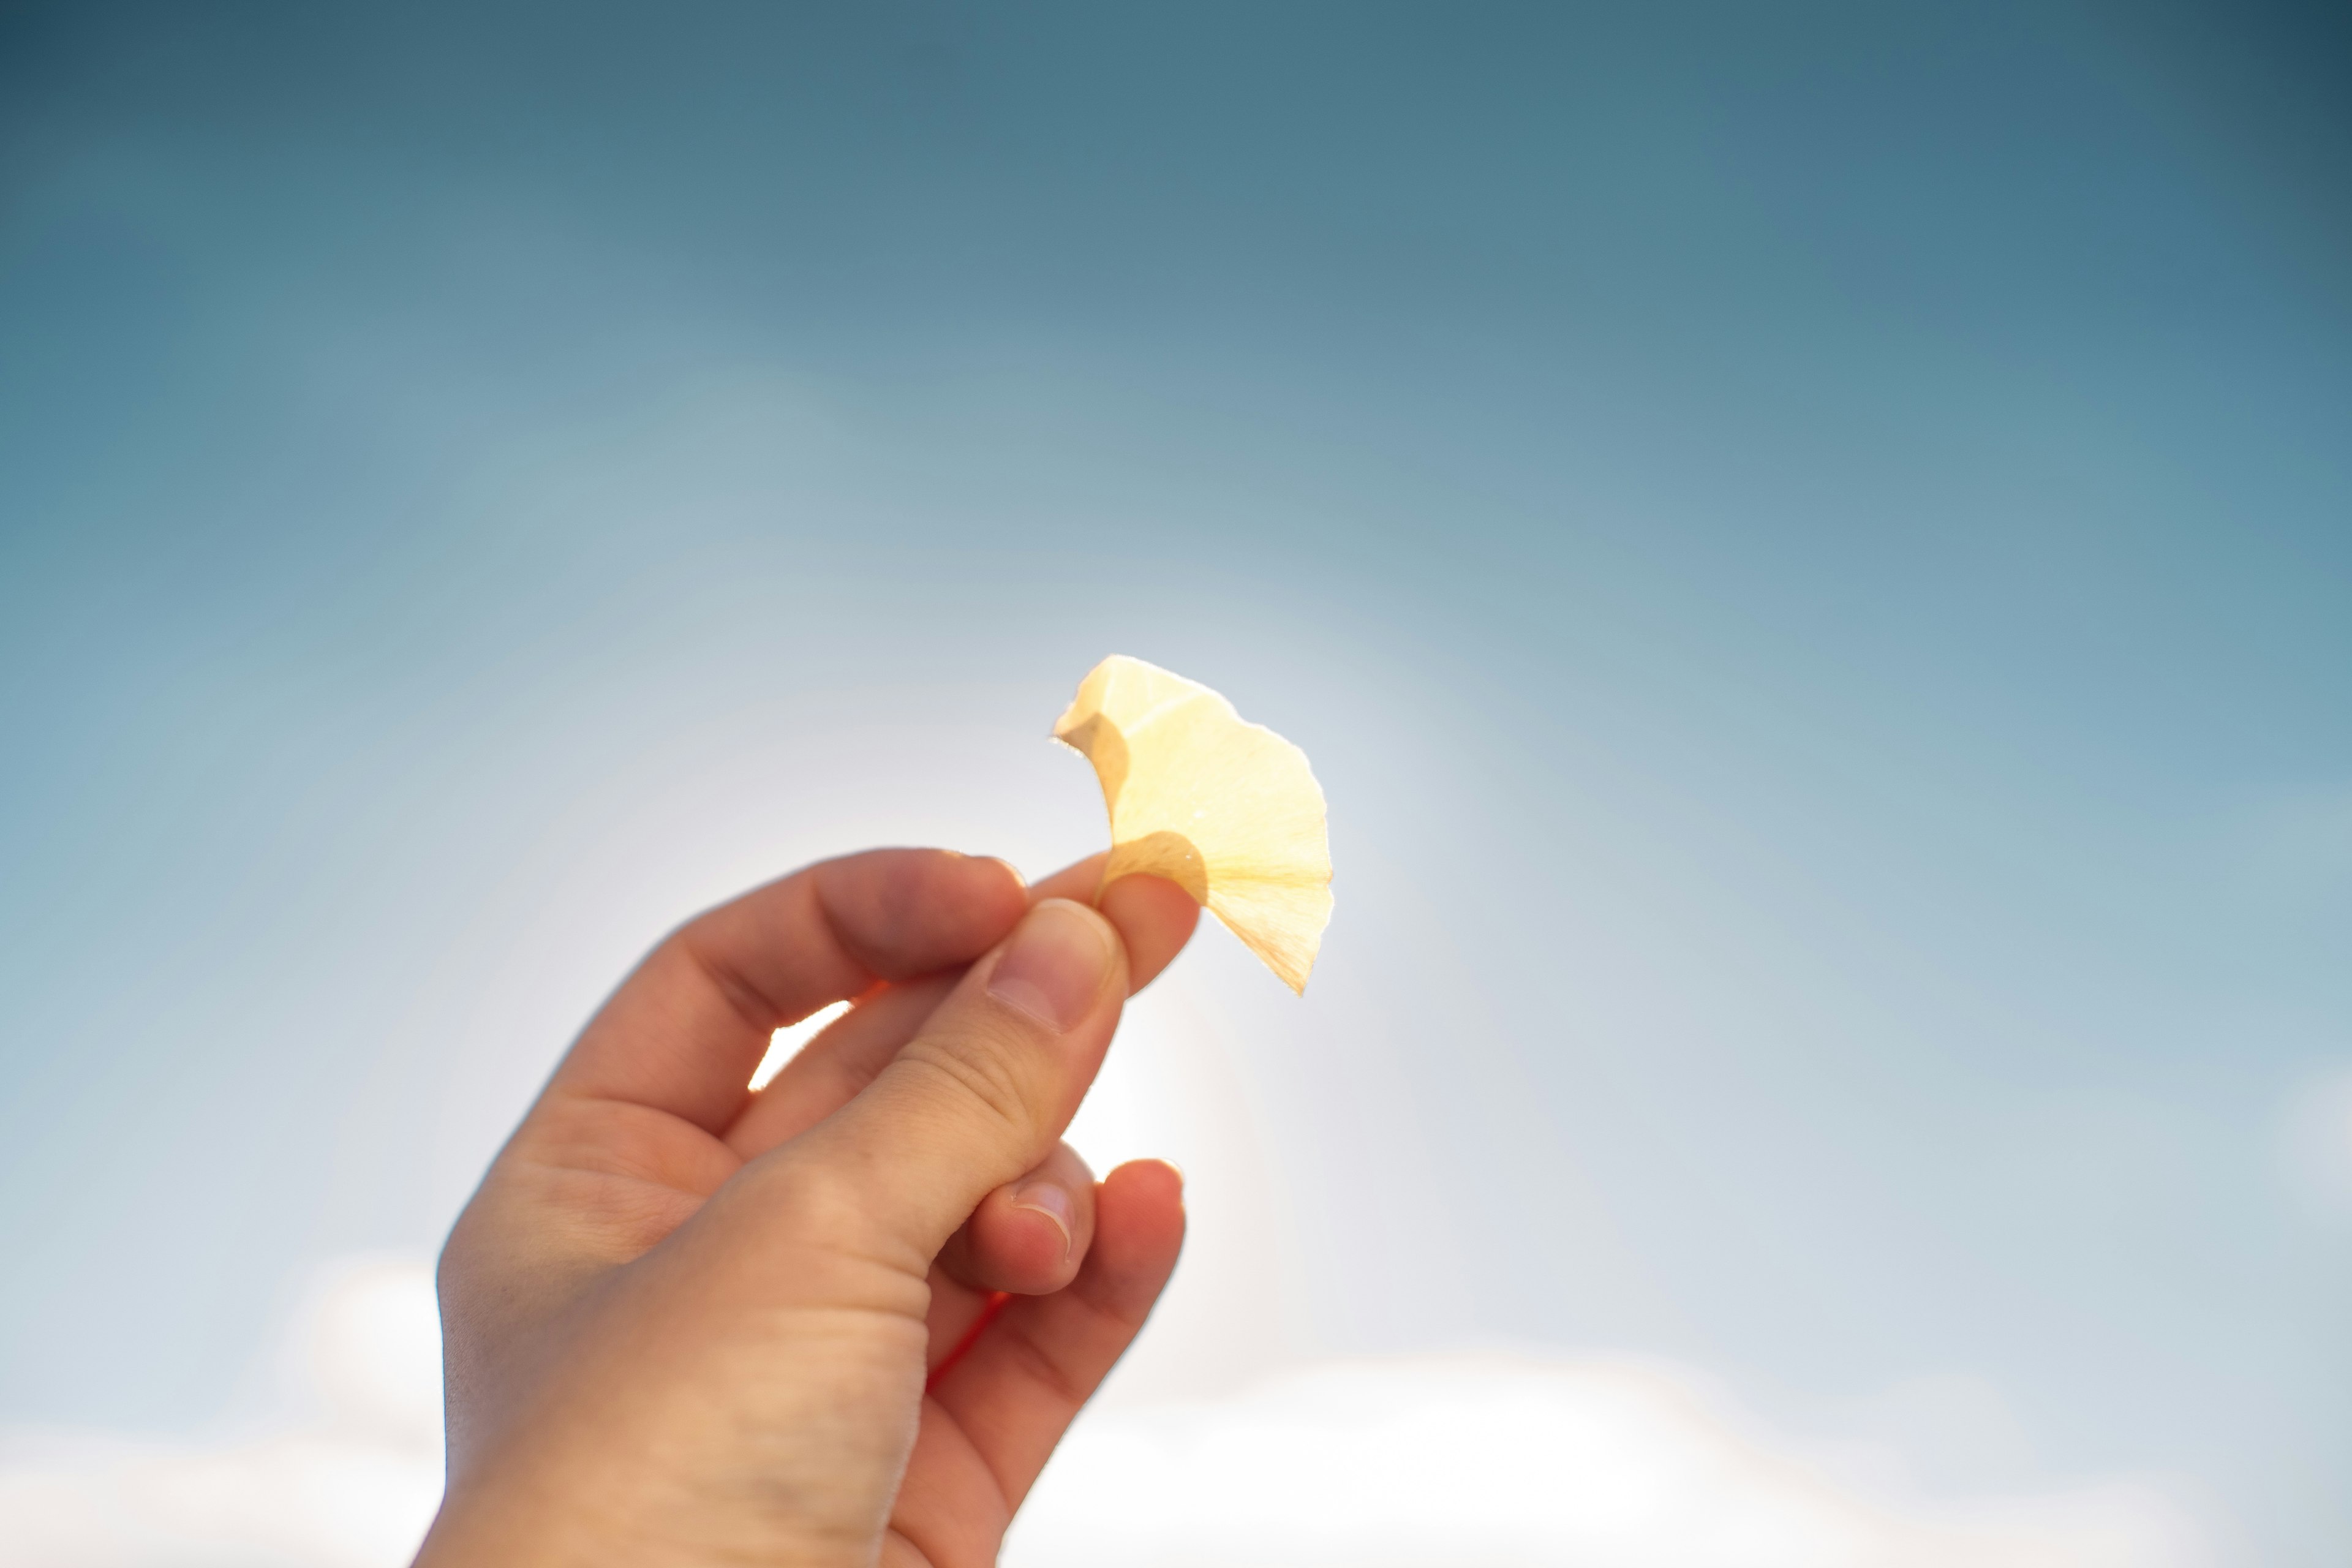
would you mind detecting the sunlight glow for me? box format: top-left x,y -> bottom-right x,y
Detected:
749,1001 -> 852,1091
1009,1357 -> 2205,1568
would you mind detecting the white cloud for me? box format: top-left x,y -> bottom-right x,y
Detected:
1009,1355 -> 2207,1568
0,1259 -> 444,1568
0,1262 -> 2207,1568
1824,1369 -> 2040,1494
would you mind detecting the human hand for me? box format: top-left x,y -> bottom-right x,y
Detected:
417,848 -> 1200,1567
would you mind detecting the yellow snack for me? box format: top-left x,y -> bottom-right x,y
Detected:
1054,655 -> 1333,993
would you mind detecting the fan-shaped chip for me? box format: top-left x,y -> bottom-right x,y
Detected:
1054,654 -> 1332,993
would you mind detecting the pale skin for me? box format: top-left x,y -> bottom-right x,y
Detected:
417,848 -> 1202,1568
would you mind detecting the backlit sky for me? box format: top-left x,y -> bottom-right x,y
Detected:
2,3 -> 2349,1561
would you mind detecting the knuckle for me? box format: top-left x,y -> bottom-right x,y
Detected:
732,1155 -> 937,1293
898,1028 -> 1049,1152
750,1151 -> 870,1235
999,1317 -> 1091,1408
666,920 -> 778,1033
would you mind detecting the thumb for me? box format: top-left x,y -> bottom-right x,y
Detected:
785,898 -> 1130,1261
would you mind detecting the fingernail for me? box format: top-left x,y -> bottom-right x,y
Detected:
987,899 -> 1114,1032
1012,1181 -> 1076,1260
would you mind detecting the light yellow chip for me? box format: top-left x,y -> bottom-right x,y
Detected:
1054,654 -> 1332,993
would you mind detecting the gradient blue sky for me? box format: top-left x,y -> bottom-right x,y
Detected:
3,2 -> 2348,1559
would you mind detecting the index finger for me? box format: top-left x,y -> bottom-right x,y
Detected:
724,861 -> 1199,1157
545,848 -> 1028,1132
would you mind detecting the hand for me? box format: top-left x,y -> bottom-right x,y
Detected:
417,848 -> 1201,1567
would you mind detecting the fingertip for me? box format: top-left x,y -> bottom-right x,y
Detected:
1085,1161 -> 1186,1310
1025,851 -> 1109,907
1098,875 -> 1202,993
978,1199 -> 1082,1292
1106,1156 -> 1186,1208
1009,1186 -> 1076,1264
820,848 -> 1031,979
954,851 -> 1033,927
953,1144 -> 1101,1295
1099,1160 -> 1186,1250
986,899 -> 1125,1033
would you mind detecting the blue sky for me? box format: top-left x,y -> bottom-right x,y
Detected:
2,2 -> 2348,1559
